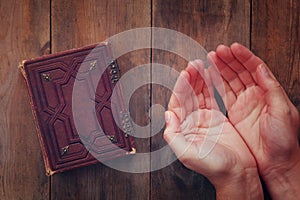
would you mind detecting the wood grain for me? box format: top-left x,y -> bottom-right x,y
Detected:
151,0 -> 250,199
0,0 -> 50,199
252,3 -> 300,197
51,0 -> 151,199
251,0 -> 300,112
0,0 -> 299,199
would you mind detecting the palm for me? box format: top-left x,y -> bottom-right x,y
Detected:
228,86 -> 269,169
164,60 -> 256,183
208,43 -> 300,174
179,109 -> 256,177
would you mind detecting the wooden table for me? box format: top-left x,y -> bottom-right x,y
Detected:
0,0 -> 299,199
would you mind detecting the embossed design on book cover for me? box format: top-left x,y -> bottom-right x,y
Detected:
20,43 -> 135,175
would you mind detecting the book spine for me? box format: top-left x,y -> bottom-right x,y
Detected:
108,58 -> 136,153
18,61 -> 55,176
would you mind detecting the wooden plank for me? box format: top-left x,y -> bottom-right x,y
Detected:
51,0 -> 151,199
0,0 -> 50,199
151,0 -> 250,199
251,0 -> 300,112
252,2 -> 300,197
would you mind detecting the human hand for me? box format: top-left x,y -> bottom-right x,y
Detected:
164,60 -> 263,199
208,43 -> 300,199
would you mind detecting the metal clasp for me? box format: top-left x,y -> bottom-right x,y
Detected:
42,73 -> 51,81
61,145 -> 69,156
89,60 -> 98,71
120,111 -> 133,138
107,135 -> 117,143
108,60 -> 120,84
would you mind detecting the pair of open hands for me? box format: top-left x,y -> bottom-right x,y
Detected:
164,43 -> 300,199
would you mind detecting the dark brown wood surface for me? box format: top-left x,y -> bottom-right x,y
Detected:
252,0 -> 300,111
0,0 -> 299,199
50,1 -> 151,199
0,1 -> 50,199
151,1 -> 250,199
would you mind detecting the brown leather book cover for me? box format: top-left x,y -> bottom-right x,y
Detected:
19,43 -> 136,175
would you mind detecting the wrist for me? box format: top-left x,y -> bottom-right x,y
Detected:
213,167 -> 263,200
262,149 -> 300,200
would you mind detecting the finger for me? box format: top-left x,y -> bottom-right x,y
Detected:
186,60 -> 213,110
172,70 -> 191,95
196,92 -> 206,109
189,59 -> 206,95
208,51 -> 245,96
164,111 -> 181,133
230,43 -> 275,83
207,53 -> 237,110
216,44 -> 256,87
163,111 -> 195,160
209,65 -> 237,111
256,64 -> 292,116
202,69 -> 219,110
185,60 -> 202,90
186,60 -> 206,110
168,70 -> 192,122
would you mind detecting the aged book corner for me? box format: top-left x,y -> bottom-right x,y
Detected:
128,147 -> 137,155
18,60 -> 27,79
46,169 -> 54,176
18,43 -> 137,175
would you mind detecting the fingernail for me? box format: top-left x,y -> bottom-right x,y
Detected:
259,64 -> 269,77
189,60 -> 197,68
165,111 -> 171,123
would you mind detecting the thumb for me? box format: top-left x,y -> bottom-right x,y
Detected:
164,111 -> 181,140
164,111 -> 192,158
256,64 -> 288,110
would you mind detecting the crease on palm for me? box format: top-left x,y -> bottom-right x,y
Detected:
166,59 -> 256,168
205,43 -> 300,173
